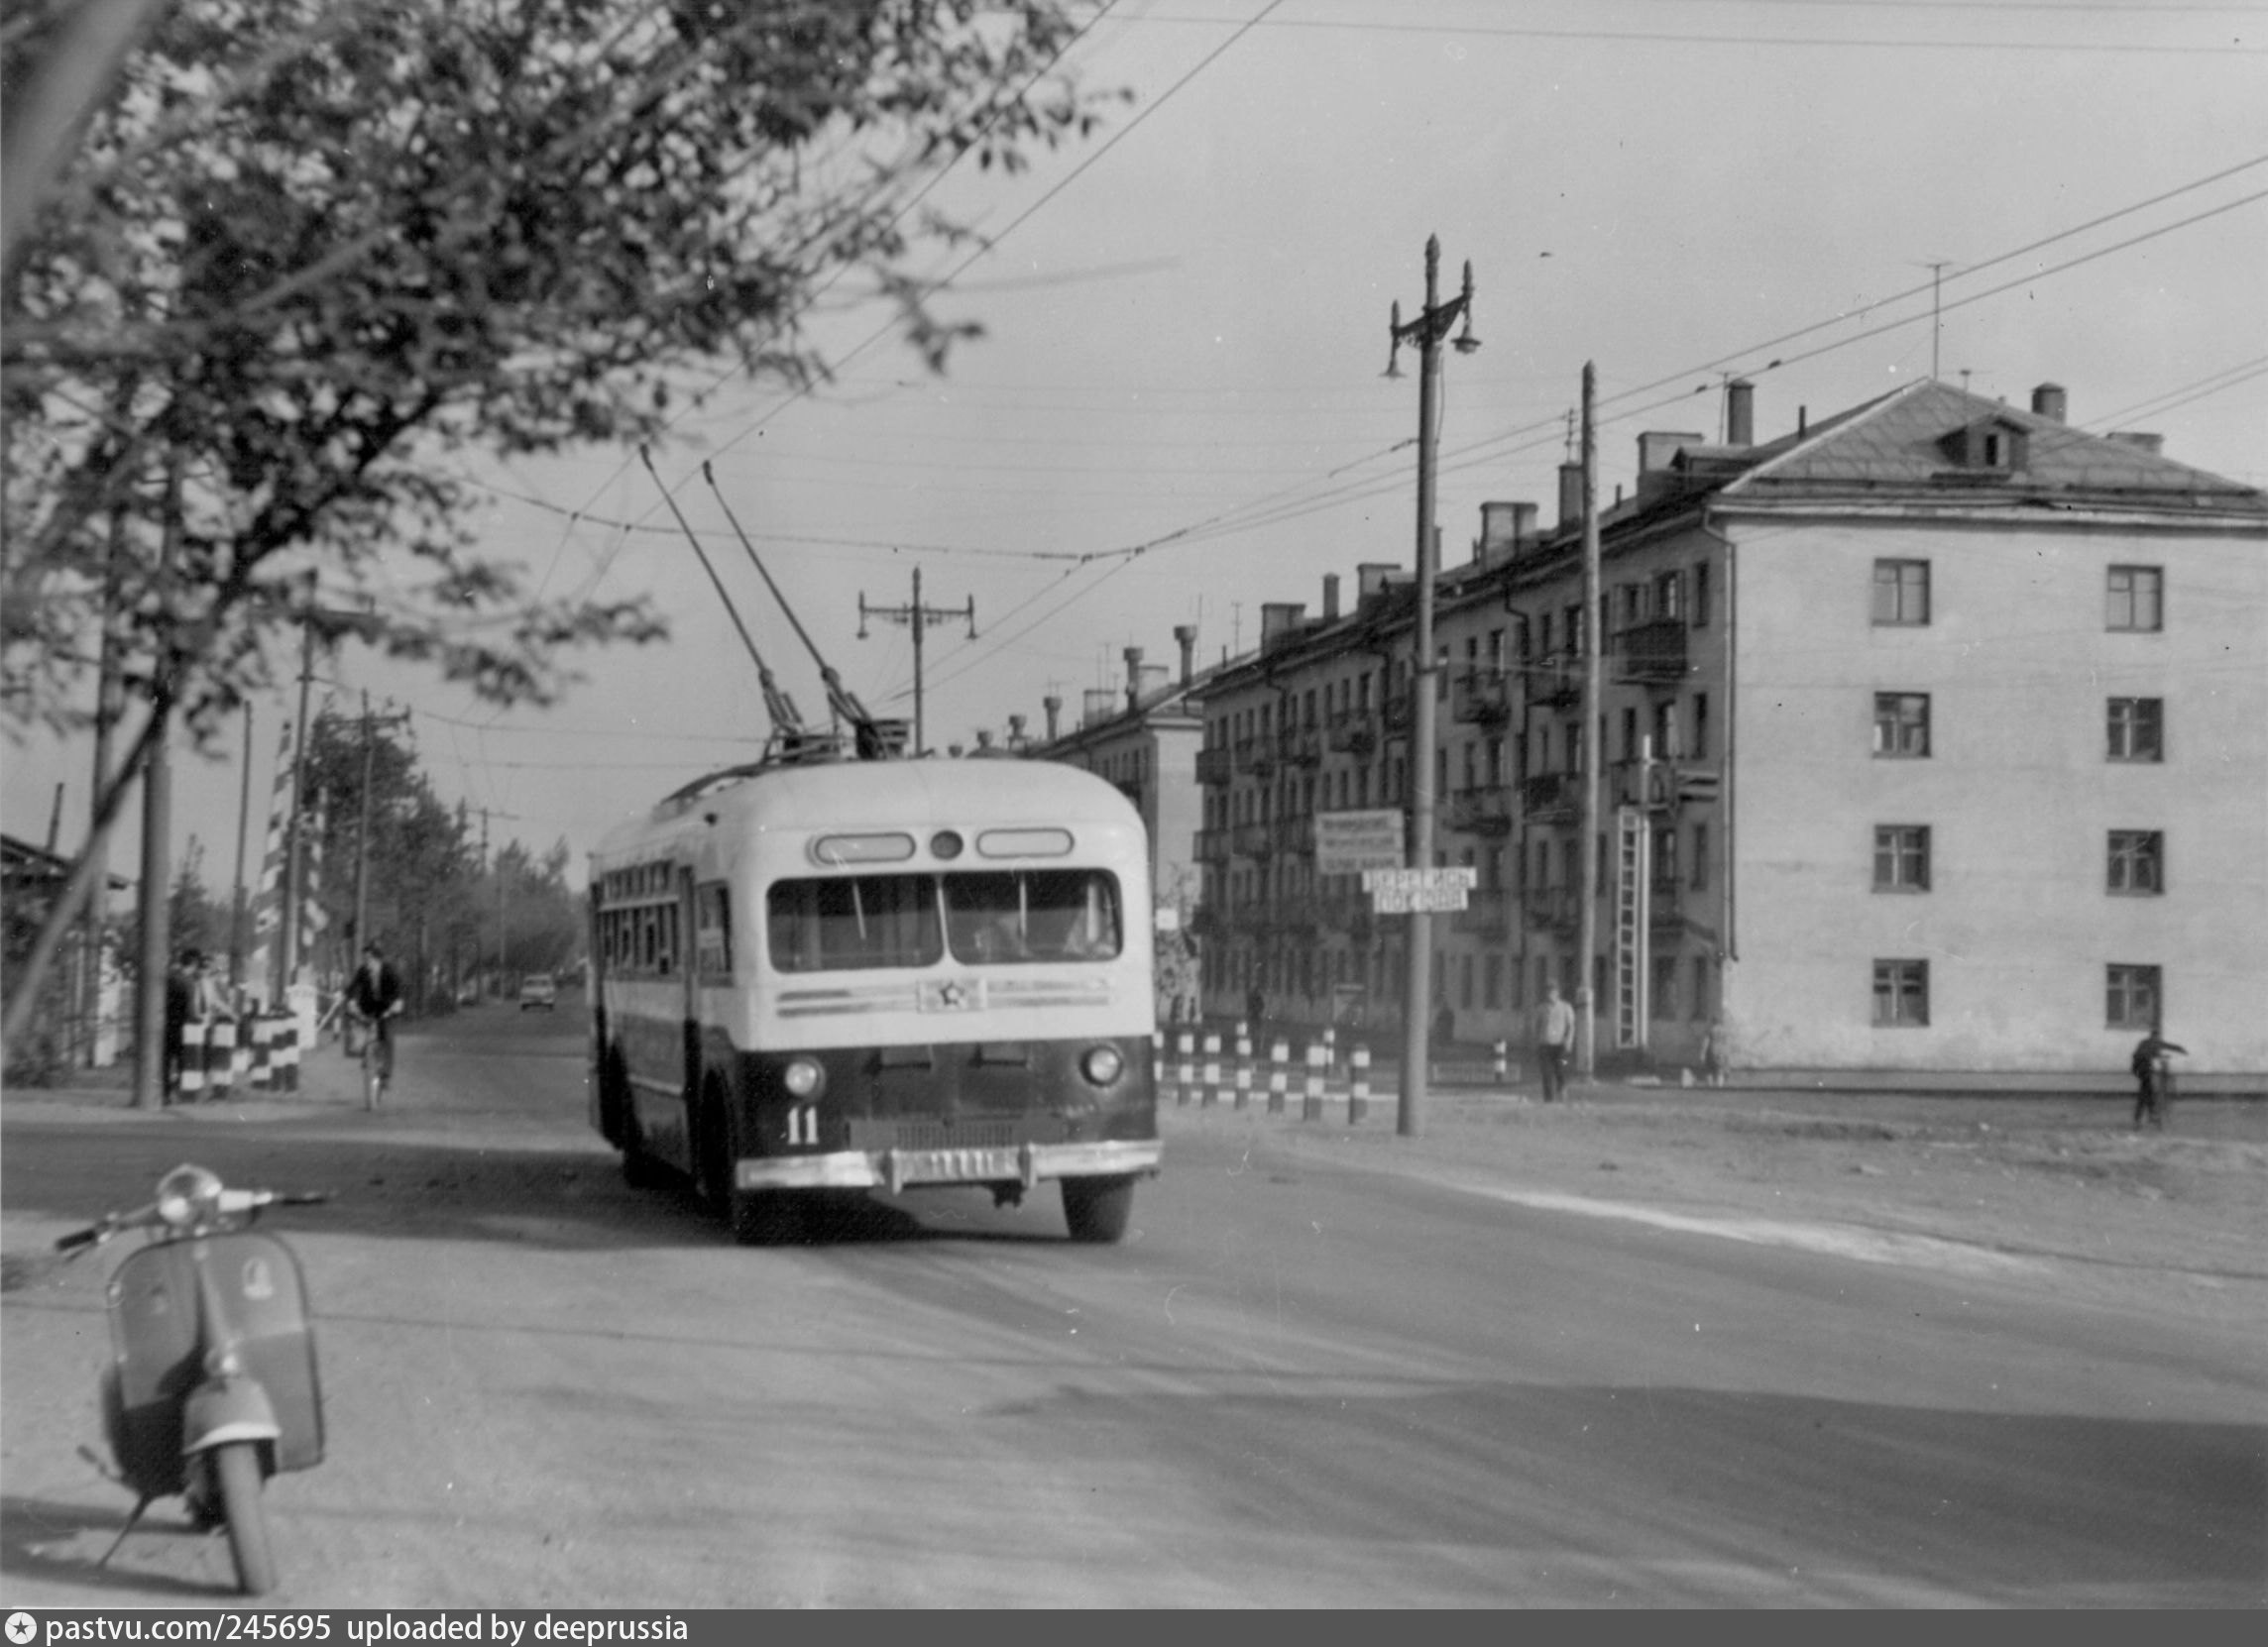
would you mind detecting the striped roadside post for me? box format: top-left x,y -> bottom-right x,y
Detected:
1348,1044 -> 1372,1124
1302,1042 -> 1325,1121
1267,1038 -> 1290,1115
176,1021 -> 207,1099
1233,1027 -> 1254,1110
273,1016 -> 299,1093
1176,1031 -> 1195,1107
1201,1033 -> 1222,1108
204,1017 -> 236,1099
1493,1040 -> 1510,1084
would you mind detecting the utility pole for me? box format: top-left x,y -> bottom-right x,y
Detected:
476,807 -> 521,994
1385,235 -> 1479,1140
857,567 -> 973,756
131,452 -> 182,1111
277,593 -> 316,1000
352,693 -> 413,951
229,702 -> 253,994
1576,363 -> 1603,1084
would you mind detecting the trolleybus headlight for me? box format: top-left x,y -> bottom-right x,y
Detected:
782,1057 -> 826,1099
930,829 -> 964,860
1080,1044 -> 1124,1086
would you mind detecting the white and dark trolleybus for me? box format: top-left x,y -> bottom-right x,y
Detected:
588,755 -> 1162,1243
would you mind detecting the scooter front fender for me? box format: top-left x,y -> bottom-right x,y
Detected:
182,1377 -> 280,1456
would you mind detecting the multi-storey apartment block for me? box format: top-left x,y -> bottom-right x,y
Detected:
1178,376 -> 2266,1082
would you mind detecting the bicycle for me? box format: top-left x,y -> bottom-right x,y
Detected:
347,1005 -> 399,1110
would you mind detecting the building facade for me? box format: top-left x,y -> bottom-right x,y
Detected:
1171,376 -> 2265,1081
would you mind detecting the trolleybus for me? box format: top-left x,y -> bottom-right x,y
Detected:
588,756 -> 1162,1243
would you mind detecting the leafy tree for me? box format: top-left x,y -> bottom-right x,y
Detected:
2,0 -> 1117,1043
166,832 -> 224,958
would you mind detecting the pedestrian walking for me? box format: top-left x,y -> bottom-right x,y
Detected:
2129,1030 -> 2187,1132
162,947 -> 197,1104
1533,983 -> 1576,1103
1698,1017 -> 1726,1089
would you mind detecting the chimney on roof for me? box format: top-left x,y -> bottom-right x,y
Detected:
2031,383 -> 2068,424
1321,574 -> 1340,622
1558,461 -> 1583,528
1726,379 -> 1755,447
1007,714 -> 1027,749
1476,500 -> 1536,564
1173,623 -> 1197,685
1260,603 -> 1305,650
1043,695 -> 1062,741
974,729 -> 994,751
1123,646 -> 1144,710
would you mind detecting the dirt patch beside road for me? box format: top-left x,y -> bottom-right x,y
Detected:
1163,1084 -> 2268,1327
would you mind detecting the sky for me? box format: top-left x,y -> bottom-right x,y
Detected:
7,0 -> 2266,904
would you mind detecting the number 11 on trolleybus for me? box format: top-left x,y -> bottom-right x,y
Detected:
587,757 -> 1163,1244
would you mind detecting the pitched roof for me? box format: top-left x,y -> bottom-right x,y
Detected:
1721,379 -> 2266,512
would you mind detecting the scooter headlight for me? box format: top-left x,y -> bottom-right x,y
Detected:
157,1163 -> 224,1228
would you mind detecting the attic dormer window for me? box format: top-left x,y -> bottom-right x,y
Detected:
1942,417 -> 2029,473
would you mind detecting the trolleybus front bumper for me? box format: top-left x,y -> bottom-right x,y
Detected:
737,1138 -> 1162,1196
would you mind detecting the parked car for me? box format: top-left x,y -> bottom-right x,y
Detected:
516,974 -> 558,1012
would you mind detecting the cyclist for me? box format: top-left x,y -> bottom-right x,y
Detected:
344,940 -> 405,1101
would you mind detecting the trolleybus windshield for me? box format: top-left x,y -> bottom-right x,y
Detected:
767,869 -> 1122,973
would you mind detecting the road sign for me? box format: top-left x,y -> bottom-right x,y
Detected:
1362,865 -> 1477,914
1315,810 -> 1406,876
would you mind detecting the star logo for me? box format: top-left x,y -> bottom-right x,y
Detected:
939,982 -> 965,1010
8,1611 -> 39,1645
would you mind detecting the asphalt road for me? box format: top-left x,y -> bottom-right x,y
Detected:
2,1002 -> 2260,1607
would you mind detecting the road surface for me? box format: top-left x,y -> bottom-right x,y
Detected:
3,1001 -> 2259,1606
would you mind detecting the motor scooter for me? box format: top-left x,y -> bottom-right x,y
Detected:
49,1162 -> 329,1594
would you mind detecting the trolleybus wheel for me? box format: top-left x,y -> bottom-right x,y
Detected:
1061,1173 -> 1136,1244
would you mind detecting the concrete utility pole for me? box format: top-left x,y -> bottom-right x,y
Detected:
858,567 -> 973,756
229,703 -> 254,993
1385,235 -> 1480,1140
131,453 -> 182,1111
1576,363 -> 1603,1083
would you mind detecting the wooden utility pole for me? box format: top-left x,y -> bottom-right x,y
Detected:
857,568 -> 973,756
277,603 -> 316,998
351,694 -> 413,951
1576,363 -> 1603,1083
1386,236 -> 1479,1140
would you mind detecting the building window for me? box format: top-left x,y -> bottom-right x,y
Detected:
1872,825 -> 1931,892
2106,566 -> 2163,632
1693,561 -> 1712,628
1872,693 -> 1930,757
1871,559 -> 1930,625
1872,959 -> 1929,1027
1653,570 -> 1683,622
2107,830 -> 2164,895
1691,691 -> 1710,759
1690,823 -> 1708,891
1650,953 -> 1677,1020
2107,698 -> 2163,762
2105,964 -> 2161,1031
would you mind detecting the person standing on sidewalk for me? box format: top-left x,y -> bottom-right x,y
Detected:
1533,983 -> 1576,1103
2129,1030 -> 2187,1132
162,947 -> 197,1104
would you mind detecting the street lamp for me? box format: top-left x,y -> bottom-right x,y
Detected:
1386,236 -> 1478,1141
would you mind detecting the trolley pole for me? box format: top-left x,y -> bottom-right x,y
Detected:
857,567 -> 973,757
1385,236 -> 1480,1140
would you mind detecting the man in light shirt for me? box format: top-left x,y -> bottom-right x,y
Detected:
1533,983 -> 1576,1103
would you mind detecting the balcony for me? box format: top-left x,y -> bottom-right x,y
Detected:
1450,669 -> 1514,727
1278,724 -> 1324,767
1232,822 -> 1276,859
1195,746 -> 1234,787
1451,887 -> 1514,938
1441,787 -> 1514,836
1380,695 -> 1414,741
1524,885 -> 1581,933
1326,710 -> 1379,757
1527,653 -> 1581,709
1615,617 -> 1690,686
1647,881 -> 1683,926
1194,828 -> 1231,866
1273,816 -> 1315,856
1520,770 -> 1582,824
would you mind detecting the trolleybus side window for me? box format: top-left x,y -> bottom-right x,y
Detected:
695,883 -> 732,980
766,874 -> 943,973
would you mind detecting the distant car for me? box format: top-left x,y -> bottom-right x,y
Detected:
517,974 -> 557,1012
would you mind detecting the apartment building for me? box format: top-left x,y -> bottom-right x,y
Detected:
1185,376 -> 2267,1081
